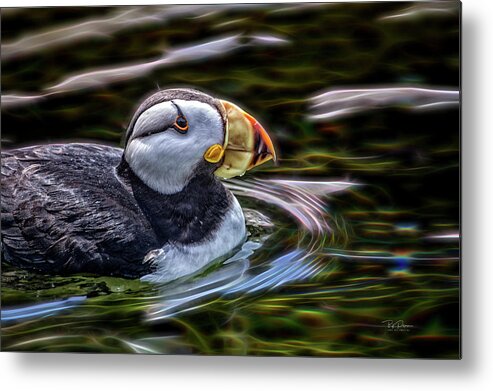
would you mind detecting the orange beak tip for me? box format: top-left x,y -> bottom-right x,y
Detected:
245,113 -> 277,166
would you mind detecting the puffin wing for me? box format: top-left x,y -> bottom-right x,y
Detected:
1,143 -> 158,277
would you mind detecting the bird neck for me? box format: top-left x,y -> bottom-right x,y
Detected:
116,158 -> 230,244
117,157 -> 217,195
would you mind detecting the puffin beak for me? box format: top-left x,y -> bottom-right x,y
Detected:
214,100 -> 277,179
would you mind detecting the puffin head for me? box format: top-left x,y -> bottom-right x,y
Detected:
123,88 -> 276,194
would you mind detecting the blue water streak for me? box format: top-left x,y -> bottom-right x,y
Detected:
1,296 -> 86,322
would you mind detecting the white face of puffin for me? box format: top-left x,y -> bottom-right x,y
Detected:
125,99 -> 225,194
125,95 -> 277,195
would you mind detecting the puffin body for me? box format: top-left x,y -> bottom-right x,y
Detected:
1,89 -> 275,281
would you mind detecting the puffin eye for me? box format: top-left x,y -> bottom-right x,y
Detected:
174,115 -> 189,133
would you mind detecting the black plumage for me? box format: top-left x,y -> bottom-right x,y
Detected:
1,143 -> 231,278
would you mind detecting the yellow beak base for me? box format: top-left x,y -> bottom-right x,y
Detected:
204,144 -> 225,164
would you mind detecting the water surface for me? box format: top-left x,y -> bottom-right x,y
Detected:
1,2 -> 460,358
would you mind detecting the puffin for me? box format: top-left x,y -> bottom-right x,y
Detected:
1,88 -> 276,282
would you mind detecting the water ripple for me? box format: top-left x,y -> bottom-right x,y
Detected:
2,33 -> 289,109
226,178 -> 356,233
378,1 -> 458,22
2,4 -> 288,62
308,86 -> 459,122
1,296 -> 86,323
